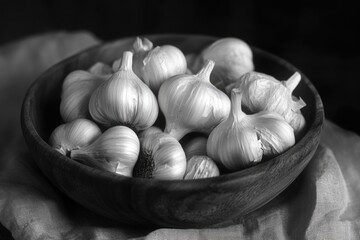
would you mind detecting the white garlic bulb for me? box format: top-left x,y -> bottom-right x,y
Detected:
133,127 -> 186,180
71,126 -> 140,176
60,69 -> 108,122
182,136 -> 208,159
184,155 -> 220,179
158,59 -> 231,140
131,37 -> 187,93
89,51 -> 159,131
229,71 -> 306,136
191,37 -> 254,91
49,118 -> 101,156
207,89 -> 295,172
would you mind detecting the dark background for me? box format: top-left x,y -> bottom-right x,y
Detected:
1,0 -> 360,133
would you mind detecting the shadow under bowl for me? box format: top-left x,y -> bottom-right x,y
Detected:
21,34 -> 324,228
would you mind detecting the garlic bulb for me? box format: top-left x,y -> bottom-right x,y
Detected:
207,89 -> 295,171
184,155 -> 220,179
49,118 -> 101,156
182,136 -> 207,159
89,51 -> 159,131
88,62 -> 113,76
229,71 -> 306,136
191,37 -> 254,91
133,127 -> 186,180
129,37 -> 188,93
60,69 -> 108,122
71,126 -> 140,176
158,60 -> 231,140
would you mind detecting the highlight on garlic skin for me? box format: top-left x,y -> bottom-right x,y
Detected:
133,127 -> 187,180
184,155 -> 220,180
190,37 -> 254,91
89,51 -> 159,131
60,68 -> 109,122
131,37 -> 187,93
207,89 -> 295,172
158,59 -> 231,140
71,126 -> 140,176
49,118 -> 101,156
228,71 -> 306,136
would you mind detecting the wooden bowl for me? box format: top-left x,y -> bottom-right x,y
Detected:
21,34 -> 324,228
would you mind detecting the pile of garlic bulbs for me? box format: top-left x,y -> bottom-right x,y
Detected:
49,36 -> 307,180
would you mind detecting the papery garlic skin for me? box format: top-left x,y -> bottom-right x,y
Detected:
88,62 -> 113,76
131,37 -> 187,93
133,127 -> 186,180
111,38 -> 154,73
230,71 -> 306,136
71,126 -> 140,176
49,118 -> 101,156
184,155 -> 220,179
208,126 -> 263,171
207,89 -> 295,172
250,111 -> 296,156
158,60 -> 231,140
183,136 -> 208,159
191,38 -> 254,91
89,51 -> 159,131
133,36 -> 154,52
60,70 -> 108,122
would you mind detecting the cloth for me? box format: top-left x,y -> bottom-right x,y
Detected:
0,31 -> 359,240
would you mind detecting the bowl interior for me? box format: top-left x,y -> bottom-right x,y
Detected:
21,34 -> 324,228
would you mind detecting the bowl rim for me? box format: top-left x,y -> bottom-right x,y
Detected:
21,33 -> 325,191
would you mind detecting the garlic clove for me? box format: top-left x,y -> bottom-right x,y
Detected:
112,58 -> 122,72
230,71 -> 306,136
70,126 -> 140,176
225,71 -> 277,96
132,36 -> 153,52
208,125 -> 263,171
133,127 -> 186,180
49,118 -> 101,156
89,51 -> 159,131
131,37 -> 187,93
60,70 -> 107,122
158,59 -> 231,140
207,89 -> 295,172
288,111 -> 306,137
184,155 -> 220,179
251,111 -> 296,156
